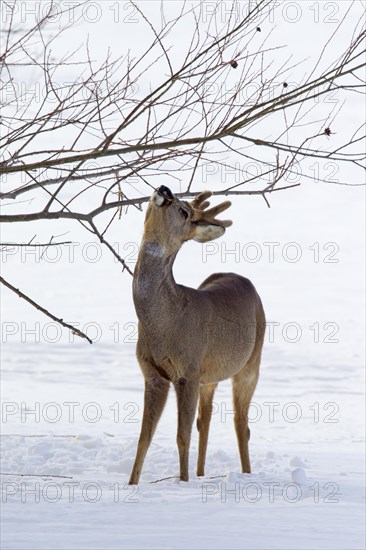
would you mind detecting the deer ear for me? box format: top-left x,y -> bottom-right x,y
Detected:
192,222 -> 225,243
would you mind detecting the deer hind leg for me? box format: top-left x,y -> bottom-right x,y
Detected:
129,375 -> 170,485
232,359 -> 260,474
174,377 -> 200,482
196,383 -> 218,477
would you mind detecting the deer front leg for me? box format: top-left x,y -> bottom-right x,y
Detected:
129,375 -> 170,485
196,382 -> 217,477
174,377 -> 200,482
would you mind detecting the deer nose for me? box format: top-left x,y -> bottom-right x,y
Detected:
157,186 -> 174,200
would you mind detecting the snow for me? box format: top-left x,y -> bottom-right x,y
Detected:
1,250 -> 365,550
1,1 -> 365,549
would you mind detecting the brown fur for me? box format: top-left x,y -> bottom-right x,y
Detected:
128,188 -> 265,484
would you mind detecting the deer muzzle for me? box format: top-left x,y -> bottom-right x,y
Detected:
154,185 -> 175,206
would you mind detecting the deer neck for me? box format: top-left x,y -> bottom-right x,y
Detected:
133,240 -> 182,322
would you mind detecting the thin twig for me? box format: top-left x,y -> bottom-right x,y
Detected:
0,241 -> 72,247
89,221 -> 134,276
0,472 -> 73,479
149,476 -> 179,484
0,276 -> 93,344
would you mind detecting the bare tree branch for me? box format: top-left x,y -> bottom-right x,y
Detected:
0,276 -> 93,344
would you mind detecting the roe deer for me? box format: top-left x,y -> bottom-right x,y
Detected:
129,186 -> 265,484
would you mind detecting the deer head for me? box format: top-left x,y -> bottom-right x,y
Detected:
143,185 -> 232,254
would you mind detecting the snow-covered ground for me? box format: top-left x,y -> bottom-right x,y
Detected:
1,1 -> 365,549
2,176 -> 365,549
